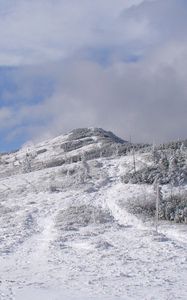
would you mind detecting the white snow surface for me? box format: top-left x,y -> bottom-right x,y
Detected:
0,131 -> 187,300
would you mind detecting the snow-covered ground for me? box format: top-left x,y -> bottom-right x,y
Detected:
0,130 -> 187,300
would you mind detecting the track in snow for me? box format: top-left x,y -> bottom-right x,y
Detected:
0,156 -> 187,300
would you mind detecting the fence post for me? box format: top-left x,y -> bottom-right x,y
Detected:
155,182 -> 160,232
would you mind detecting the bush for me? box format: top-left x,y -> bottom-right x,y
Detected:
122,194 -> 156,217
121,191 -> 187,224
55,205 -> 114,231
159,192 -> 187,223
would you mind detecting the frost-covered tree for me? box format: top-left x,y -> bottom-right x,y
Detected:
151,145 -> 160,164
22,153 -> 32,173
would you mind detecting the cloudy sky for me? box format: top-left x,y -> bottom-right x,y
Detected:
0,0 -> 187,151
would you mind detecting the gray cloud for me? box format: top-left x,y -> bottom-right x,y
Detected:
42,46 -> 187,143
2,40 -> 187,144
0,0 -> 145,66
0,0 -> 187,147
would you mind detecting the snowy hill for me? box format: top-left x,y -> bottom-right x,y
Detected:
0,128 -> 126,177
0,128 -> 187,300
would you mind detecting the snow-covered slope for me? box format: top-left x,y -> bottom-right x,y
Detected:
0,128 -> 126,178
0,128 -> 187,300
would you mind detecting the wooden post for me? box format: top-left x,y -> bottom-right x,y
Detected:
132,146 -> 136,173
130,136 -> 136,173
155,183 -> 160,232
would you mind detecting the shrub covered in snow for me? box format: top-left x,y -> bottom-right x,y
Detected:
122,194 -> 156,218
122,190 -> 187,224
55,205 -> 114,231
159,192 -> 187,223
122,149 -> 187,185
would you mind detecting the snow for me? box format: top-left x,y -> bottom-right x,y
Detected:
15,287 -> 122,300
0,132 -> 187,300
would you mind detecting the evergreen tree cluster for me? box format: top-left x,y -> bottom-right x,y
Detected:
159,192 -> 187,223
122,146 -> 187,186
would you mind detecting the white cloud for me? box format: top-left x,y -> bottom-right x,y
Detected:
4,40 -> 187,144
0,0 -> 187,146
0,0 -> 186,66
0,0 -> 151,66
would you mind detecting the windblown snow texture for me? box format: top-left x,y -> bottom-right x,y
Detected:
0,128 -> 186,300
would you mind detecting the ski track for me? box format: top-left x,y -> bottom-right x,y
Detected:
0,156 -> 187,300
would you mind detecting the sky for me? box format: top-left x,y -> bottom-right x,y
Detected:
0,0 -> 187,151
